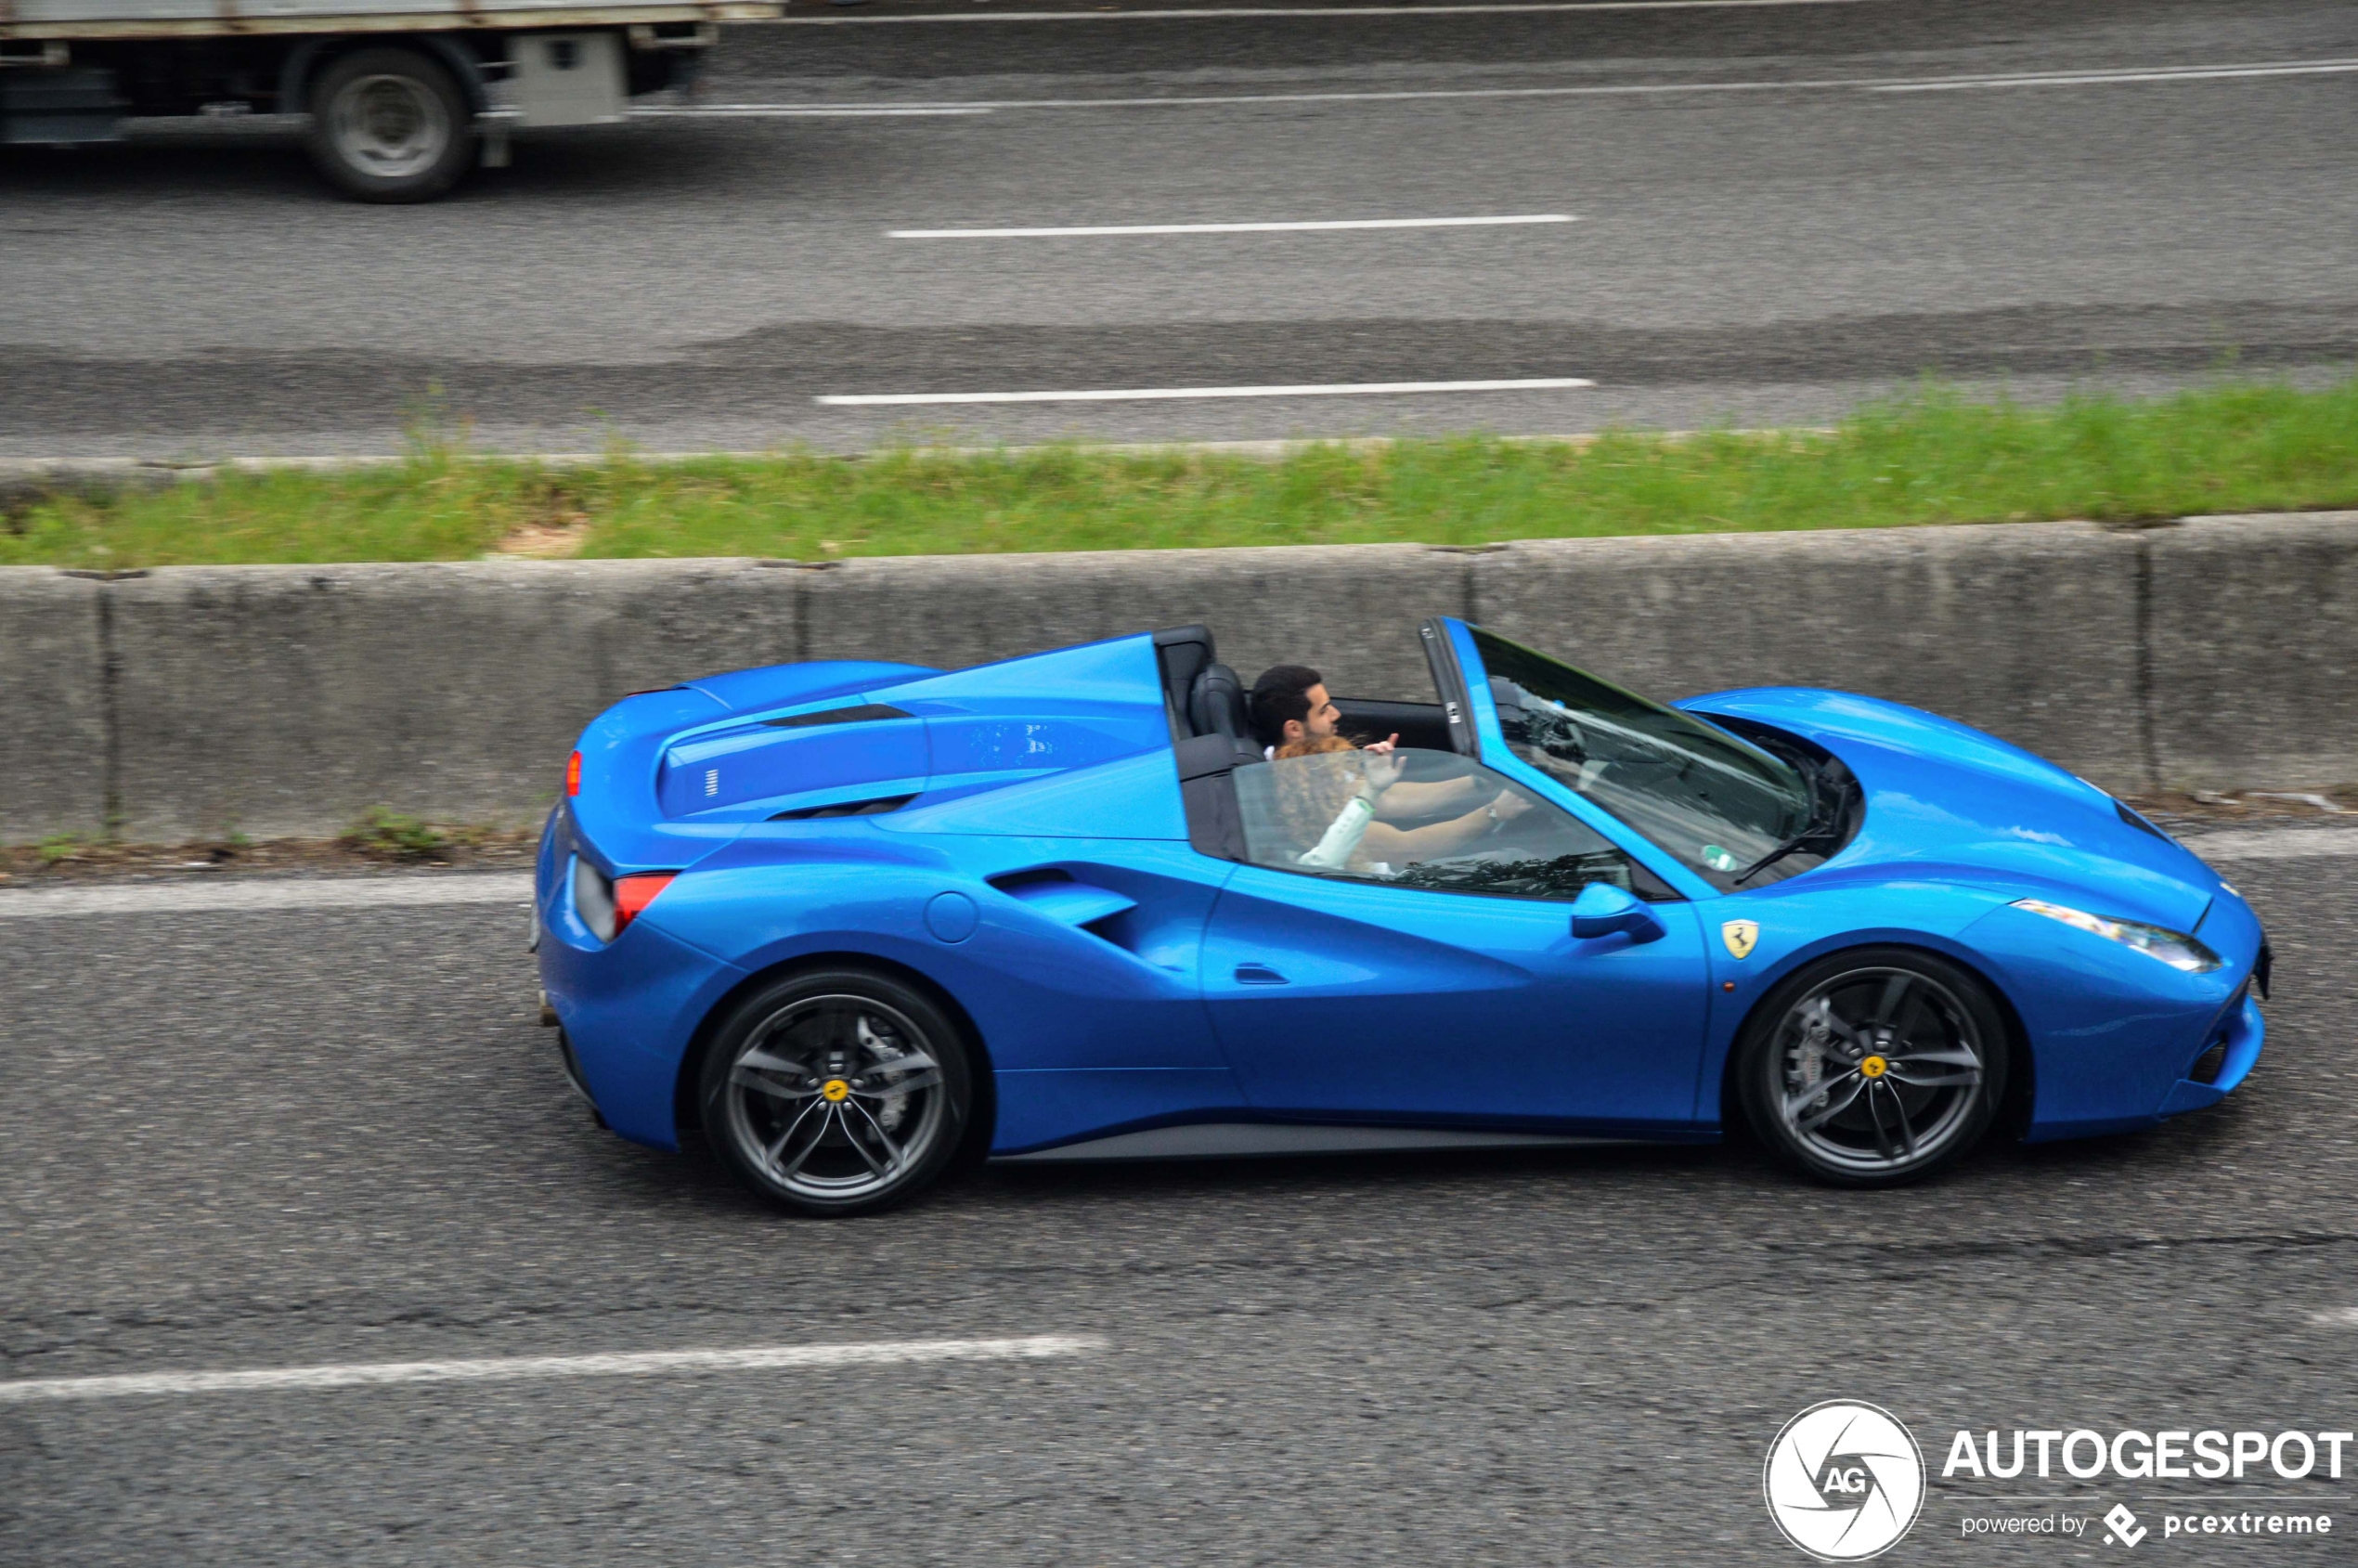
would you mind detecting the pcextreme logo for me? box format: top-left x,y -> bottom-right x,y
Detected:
1764,1401 -> 1927,1561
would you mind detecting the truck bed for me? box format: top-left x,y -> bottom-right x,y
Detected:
4,0 -> 776,40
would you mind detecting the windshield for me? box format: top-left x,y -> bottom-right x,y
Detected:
1468,628 -> 1813,889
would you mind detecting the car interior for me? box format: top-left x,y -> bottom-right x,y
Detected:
1152,624 -> 1669,899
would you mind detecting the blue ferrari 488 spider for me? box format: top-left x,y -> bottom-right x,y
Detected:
536,618 -> 2267,1214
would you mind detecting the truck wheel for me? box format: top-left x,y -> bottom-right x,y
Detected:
306,47 -> 475,202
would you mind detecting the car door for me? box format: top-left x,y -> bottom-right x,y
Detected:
1200,746 -> 1712,1135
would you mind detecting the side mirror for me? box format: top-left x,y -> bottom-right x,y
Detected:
1569,882 -> 1665,945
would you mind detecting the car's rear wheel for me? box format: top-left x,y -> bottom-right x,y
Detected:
1736,948 -> 2007,1187
700,969 -> 973,1217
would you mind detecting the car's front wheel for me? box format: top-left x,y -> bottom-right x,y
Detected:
700,969 -> 974,1217
1736,948 -> 2008,1187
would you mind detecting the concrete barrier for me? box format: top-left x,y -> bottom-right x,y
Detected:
106,562 -> 802,841
1471,521 -> 2151,792
3,512 -> 2352,841
0,572 -> 108,843
2148,512 -> 2358,791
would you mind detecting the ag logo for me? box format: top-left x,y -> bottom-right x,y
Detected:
1722,919 -> 1760,959
1763,1400 -> 1924,1562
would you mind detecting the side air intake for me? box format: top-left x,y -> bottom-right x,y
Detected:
769,794 -> 915,821
762,704 -> 913,730
988,869 -> 1138,931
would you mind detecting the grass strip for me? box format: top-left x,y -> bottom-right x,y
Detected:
6,377 -> 2355,569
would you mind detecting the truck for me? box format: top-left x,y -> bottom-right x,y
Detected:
0,0 -> 781,201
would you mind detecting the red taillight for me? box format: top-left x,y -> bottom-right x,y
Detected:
565,750 -> 582,797
613,872 -> 677,934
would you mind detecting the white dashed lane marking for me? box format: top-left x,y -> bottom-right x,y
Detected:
1870,59 -> 2358,92
889,214 -> 1575,239
0,1336 -> 1109,1403
630,105 -> 993,117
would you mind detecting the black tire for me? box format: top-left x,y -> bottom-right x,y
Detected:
305,47 -> 475,203
698,968 -> 974,1217
1735,946 -> 2009,1188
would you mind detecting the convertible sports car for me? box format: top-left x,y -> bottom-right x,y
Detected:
535,618 -> 2268,1215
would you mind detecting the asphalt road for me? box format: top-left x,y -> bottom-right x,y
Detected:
3,822 -> 2354,1565
2,0 -> 2355,456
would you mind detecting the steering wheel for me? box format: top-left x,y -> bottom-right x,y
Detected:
1521,704 -> 1587,762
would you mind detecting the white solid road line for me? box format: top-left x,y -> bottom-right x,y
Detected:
0,874 -> 535,919
820,377 -> 1595,407
649,57 -> 2358,118
0,1335 -> 1108,1405
2313,1308 -> 2358,1328
2185,827 -> 2358,862
891,214 -> 1574,239
779,0 -> 1869,23
1,832 -> 2339,922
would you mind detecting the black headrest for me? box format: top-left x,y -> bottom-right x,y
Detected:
1174,732 -> 1252,781
1153,626 -> 1215,744
1153,625 -> 1214,694
1188,663 -> 1252,745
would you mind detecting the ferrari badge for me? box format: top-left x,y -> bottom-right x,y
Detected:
1721,920 -> 1759,960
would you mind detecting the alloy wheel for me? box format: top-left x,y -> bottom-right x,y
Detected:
1771,965 -> 1989,1177
719,994 -> 952,1204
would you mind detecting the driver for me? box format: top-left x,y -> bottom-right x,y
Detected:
1248,664 -> 1480,812
1248,665 -> 1351,758
1249,666 -> 1527,872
